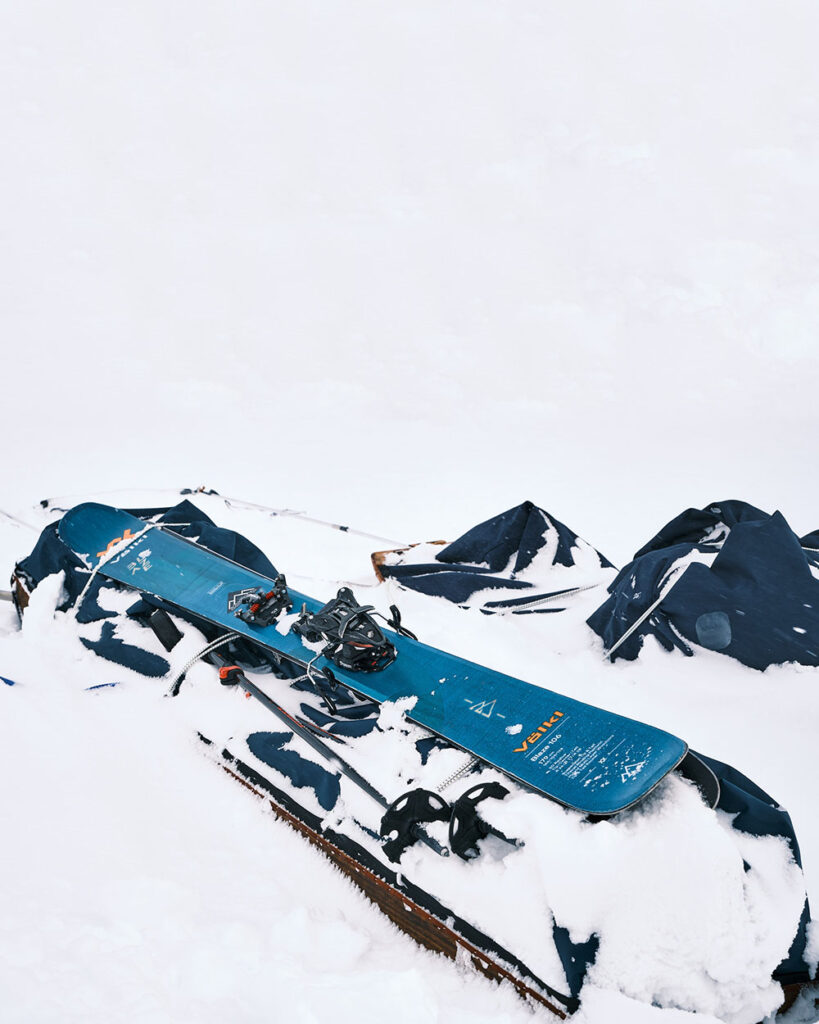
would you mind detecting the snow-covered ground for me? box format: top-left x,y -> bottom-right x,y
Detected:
1,491 -> 817,1024
2,2 -> 819,1021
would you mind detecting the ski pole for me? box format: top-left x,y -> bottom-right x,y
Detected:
0,508 -> 39,531
184,487 -> 410,547
206,652 -> 449,859
40,486 -> 408,546
607,565 -> 686,657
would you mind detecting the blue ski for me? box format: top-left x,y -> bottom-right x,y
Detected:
59,503 -> 688,815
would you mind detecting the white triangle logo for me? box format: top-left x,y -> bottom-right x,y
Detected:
470,699 -> 496,718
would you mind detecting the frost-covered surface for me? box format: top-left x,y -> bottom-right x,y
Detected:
1,492 -> 817,1024
376,517 -> 616,608
3,0 -> 819,1020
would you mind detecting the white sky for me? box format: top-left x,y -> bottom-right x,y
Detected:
3,1 -> 819,564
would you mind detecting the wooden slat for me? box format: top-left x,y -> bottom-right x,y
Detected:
219,760 -> 569,1019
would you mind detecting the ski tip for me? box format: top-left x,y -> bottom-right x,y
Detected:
58,503 -> 143,568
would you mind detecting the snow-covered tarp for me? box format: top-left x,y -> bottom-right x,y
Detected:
588,501 -> 819,670
375,500 -> 615,614
5,491 -> 815,1024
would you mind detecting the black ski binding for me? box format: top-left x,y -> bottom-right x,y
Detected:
233,574 -> 292,626
293,587 -> 398,672
448,782 -> 522,861
380,788 -> 451,862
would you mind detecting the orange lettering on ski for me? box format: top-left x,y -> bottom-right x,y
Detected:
97,528 -> 135,559
514,711 -> 565,754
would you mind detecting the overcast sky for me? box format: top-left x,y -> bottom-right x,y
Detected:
4,2 -> 818,563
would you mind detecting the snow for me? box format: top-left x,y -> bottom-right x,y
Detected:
2,0 -> 819,1020
2,495 -> 817,1023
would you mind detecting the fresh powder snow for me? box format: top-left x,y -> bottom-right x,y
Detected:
2,2 -> 819,1022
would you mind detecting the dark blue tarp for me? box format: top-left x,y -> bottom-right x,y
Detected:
698,753 -> 812,985
246,731 -> 341,811
587,500 -> 819,671
13,499 -> 814,988
378,501 -> 613,613
554,750 -> 812,988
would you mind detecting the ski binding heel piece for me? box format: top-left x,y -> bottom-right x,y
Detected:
233,575 -> 292,626
293,587 -> 397,672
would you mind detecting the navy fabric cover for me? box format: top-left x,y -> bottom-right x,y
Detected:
14,501 -> 282,673
298,703 -> 379,738
631,500 -> 770,557
15,500 -> 813,988
588,501 -> 819,670
560,752 -> 813,989
437,500 -> 606,572
379,501 -> 613,611
246,732 -> 340,811
552,926 -> 599,999
80,620 -> 170,677
697,753 -> 811,984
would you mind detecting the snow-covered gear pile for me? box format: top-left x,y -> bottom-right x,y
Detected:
587,500 -> 819,669
373,500 -> 614,614
12,499 -> 280,677
54,502 -> 694,816
378,496 -> 819,673
8,494 -> 815,1023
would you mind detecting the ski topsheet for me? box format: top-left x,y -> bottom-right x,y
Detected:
59,503 -> 688,815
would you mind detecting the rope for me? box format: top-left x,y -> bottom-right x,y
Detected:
74,521 -> 157,615
167,631 -> 241,696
